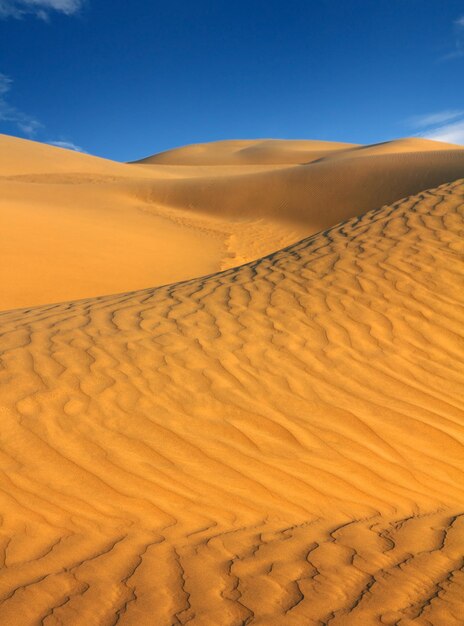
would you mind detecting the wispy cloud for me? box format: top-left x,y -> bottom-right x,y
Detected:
0,2 -> 85,148
423,120 -> 464,145
48,139 -> 86,152
0,73 -> 11,95
441,15 -> 464,61
407,108 -> 464,146
0,0 -> 84,19
0,73 -> 85,151
0,73 -> 42,136
409,110 -> 464,129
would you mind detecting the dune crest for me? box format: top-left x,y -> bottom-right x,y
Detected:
0,171 -> 463,623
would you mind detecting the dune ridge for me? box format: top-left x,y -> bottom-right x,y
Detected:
0,172 -> 463,623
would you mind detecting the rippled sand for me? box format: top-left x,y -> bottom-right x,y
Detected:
1,136 -> 464,624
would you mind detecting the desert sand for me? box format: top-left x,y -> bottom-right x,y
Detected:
0,135 -> 464,624
2,134 -> 464,309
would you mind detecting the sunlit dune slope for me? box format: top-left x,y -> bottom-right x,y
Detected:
0,180 -> 463,624
0,135 -> 227,311
1,134 -> 464,310
311,136 -> 464,160
0,133 -> 138,176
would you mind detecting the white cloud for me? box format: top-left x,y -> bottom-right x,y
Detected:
406,108 -> 464,146
0,3 -> 85,144
441,15 -> 464,60
0,0 -> 83,19
410,110 -> 464,128
48,139 -> 86,152
0,74 -> 84,151
0,73 -> 42,136
0,73 -> 12,94
423,120 -> 464,145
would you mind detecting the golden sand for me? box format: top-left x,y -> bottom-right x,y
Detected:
2,134 -> 464,310
0,135 -> 464,624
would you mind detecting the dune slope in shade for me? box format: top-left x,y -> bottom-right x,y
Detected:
0,180 -> 464,624
2,134 -> 464,310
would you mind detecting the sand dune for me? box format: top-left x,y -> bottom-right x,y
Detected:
2,134 -> 464,310
134,138 -> 358,165
133,140 -> 464,225
0,135 -> 227,310
0,146 -> 464,626
134,136 -> 463,165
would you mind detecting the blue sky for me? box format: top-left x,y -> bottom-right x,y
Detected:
0,0 -> 464,161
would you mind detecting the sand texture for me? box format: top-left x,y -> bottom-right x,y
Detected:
0,136 -> 464,624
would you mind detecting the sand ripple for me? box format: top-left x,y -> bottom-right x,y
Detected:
0,180 -> 464,623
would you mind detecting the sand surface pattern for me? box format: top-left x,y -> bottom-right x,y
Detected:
0,134 -> 464,625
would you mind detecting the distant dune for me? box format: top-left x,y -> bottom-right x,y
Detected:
1,134 -> 464,310
134,136 -> 463,165
0,134 -> 464,624
134,138 -> 358,165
